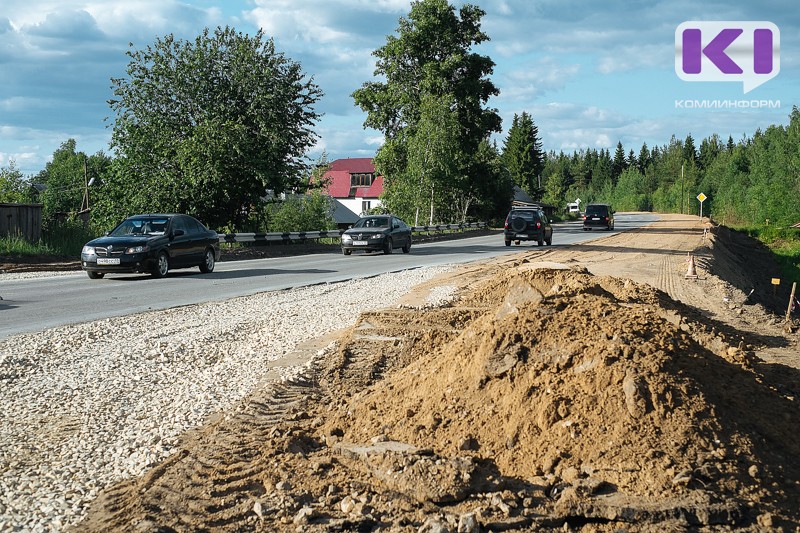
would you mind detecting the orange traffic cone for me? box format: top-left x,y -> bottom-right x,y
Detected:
685,253 -> 698,279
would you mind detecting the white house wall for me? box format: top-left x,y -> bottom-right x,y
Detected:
338,197 -> 382,216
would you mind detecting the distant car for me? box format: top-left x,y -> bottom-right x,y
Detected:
81,214 -> 221,279
503,207 -> 553,246
582,204 -> 615,231
341,214 -> 412,255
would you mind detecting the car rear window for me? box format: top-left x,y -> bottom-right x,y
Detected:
511,211 -> 538,220
585,205 -> 607,215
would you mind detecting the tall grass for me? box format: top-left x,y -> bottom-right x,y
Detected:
0,233 -> 58,256
1,220 -> 100,258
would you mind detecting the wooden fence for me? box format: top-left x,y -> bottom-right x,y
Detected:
0,203 -> 43,242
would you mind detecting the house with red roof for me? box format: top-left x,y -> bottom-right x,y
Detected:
318,157 -> 384,224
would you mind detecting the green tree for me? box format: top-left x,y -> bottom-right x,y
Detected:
267,191 -> 335,233
684,133 -> 699,168
612,141 -> 626,179
0,161 -> 32,203
35,140 -> 111,223
591,149 -> 613,193
353,0 -> 501,223
405,93 -> 463,225
101,26 -> 322,231
502,111 -> 544,199
542,152 -> 572,207
637,143 -> 651,173
612,167 -> 650,211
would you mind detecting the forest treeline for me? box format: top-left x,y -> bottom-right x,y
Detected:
537,107 -> 800,227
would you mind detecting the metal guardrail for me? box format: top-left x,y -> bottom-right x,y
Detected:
218,222 -> 487,244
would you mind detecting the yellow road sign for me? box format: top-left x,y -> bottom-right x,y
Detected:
697,193 -> 707,202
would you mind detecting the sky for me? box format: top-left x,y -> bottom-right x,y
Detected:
1,0 -> 798,177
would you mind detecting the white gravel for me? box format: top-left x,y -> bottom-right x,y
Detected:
0,265 -> 454,531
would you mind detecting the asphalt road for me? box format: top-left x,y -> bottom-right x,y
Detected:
0,213 -> 658,340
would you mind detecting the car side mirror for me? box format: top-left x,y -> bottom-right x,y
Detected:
171,229 -> 185,239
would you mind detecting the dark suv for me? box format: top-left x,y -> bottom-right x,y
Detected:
504,207 -> 553,246
582,203 -> 615,231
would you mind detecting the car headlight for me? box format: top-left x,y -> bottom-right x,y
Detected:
82,245 -> 96,255
125,245 -> 149,254
341,234 -> 352,243
369,234 -> 383,240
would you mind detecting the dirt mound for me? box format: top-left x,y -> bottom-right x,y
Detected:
317,266 -> 800,529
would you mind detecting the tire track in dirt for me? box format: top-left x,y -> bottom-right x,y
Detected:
79,373 -> 319,532
656,252 -> 687,303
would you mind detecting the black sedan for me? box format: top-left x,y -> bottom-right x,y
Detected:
81,214 -> 221,279
340,215 -> 412,255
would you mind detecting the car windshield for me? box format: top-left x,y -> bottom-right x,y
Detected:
354,217 -> 389,229
585,206 -> 606,215
110,218 -> 170,236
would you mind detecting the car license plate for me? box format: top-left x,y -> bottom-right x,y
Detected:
353,240 -> 368,246
97,257 -> 120,265
591,216 -> 600,220
516,234 -> 527,238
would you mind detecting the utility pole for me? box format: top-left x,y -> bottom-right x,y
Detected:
80,155 -> 90,213
680,162 -> 684,214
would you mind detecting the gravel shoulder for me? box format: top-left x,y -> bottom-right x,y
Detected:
2,214 -> 798,531
0,267 -> 455,530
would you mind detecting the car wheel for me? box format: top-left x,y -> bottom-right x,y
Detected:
383,238 -> 393,255
402,240 -> 411,253
342,248 -> 351,256
87,271 -> 104,279
199,248 -> 215,273
152,252 -> 169,278
504,240 -> 511,247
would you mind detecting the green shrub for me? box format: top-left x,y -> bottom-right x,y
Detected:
267,192 -> 336,233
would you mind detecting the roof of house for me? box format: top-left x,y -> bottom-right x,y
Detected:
328,157 -> 375,173
320,158 -> 383,199
513,185 -> 535,205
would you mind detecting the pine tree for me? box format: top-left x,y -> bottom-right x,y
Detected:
612,141 -> 626,179
684,133 -> 698,166
637,143 -> 650,173
502,111 -> 545,199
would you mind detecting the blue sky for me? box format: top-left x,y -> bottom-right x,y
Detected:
1,0 -> 798,176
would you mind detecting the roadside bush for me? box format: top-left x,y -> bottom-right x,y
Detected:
43,218 -> 100,257
267,191 -> 336,233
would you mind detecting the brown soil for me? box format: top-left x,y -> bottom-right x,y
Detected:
77,215 -> 799,532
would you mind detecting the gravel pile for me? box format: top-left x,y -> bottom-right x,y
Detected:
0,266 -> 452,531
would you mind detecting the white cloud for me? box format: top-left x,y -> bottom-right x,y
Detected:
500,57 -> 580,101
